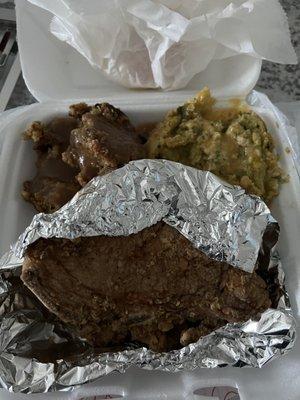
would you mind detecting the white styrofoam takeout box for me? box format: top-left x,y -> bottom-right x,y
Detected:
0,100 -> 300,400
15,0 -> 263,103
0,0 -> 299,399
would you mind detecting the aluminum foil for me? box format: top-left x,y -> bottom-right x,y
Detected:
0,160 -> 296,393
1,160 -> 278,273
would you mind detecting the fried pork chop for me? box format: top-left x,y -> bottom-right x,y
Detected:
21,223 -> 271,352
62,103 -> 145,186
22,103 -> 145,212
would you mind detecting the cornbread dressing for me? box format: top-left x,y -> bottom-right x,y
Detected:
148,88 -> 285,203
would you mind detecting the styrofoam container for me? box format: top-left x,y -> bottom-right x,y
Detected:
0,99 -> 299,400
1,1 -> 299,399
15,0 -> 262,103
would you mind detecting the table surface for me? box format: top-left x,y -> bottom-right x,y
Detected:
4,0 -> 300,109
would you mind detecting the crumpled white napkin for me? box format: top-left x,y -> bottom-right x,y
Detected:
28,0 -> 297,90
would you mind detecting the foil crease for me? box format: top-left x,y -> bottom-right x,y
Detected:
0,160 -> 296,393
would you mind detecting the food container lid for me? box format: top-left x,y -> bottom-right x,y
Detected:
16,0 -> 262,105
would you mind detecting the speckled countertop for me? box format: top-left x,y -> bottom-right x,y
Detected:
256,0 -> 300,102
4,0 -> 300,109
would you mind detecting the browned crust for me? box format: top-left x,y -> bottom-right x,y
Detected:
21,224 -> 271,352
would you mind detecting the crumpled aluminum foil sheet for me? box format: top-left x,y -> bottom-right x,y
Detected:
0,160 -> 296,393
1,159 -> 278,273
